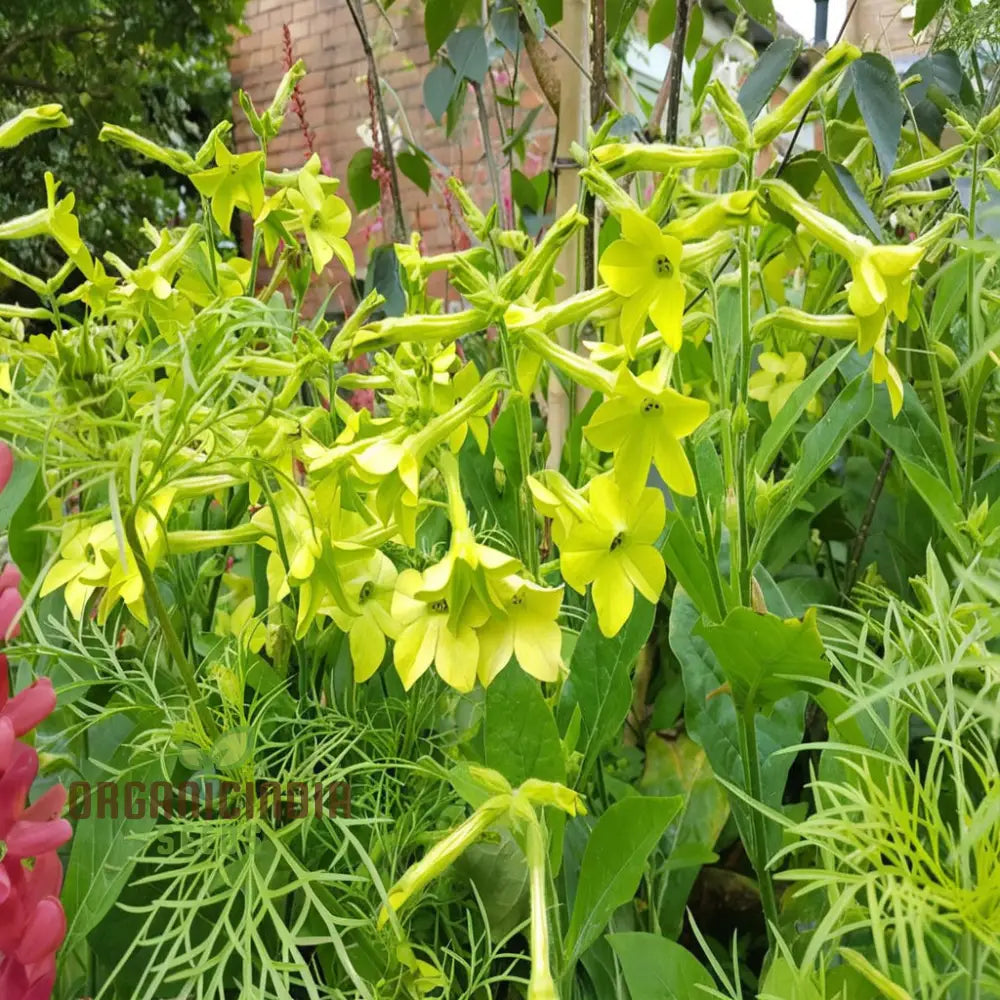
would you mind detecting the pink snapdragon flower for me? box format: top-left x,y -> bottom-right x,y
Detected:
0,659 -> 69,1000
0,441 -> 70,1000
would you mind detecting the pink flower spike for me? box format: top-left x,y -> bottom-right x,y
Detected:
0,716 -> 14,771
14,898 -> 66,965
3,678 -> 56,737
21,784 -> 66,823
0,863 -> 10,906
0,564 -> 19,590
0,443 -> 12,495
5,817 -> 72,859
0,587 -> 22,641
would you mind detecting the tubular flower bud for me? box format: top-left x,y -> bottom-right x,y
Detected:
350,309 -> 490,354
0,106 -> 70,150
753,41 -> 861,148
98,124 -> 197,174
706,80 -> 753,149
591,142 -> 741,176
377,794 -> 512,928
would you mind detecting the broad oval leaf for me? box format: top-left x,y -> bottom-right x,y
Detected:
608,932 -> 713,999
563,795 -> 682,965
696,606 -> 829,711
847,53 -> 904,179
739,37 -> 802,123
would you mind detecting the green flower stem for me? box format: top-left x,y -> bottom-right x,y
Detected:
917,309 -> 962,500
738,703 -> 779,945
963,144 -> 983,508
735,227 -> 753,607
166,523 -> 263,554
124,510 -> 217,741
437,447 -> 473,537
501,319 -> 540,575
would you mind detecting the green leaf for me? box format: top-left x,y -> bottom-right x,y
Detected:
426,0 -> 466,54
696,607 -> 829,711
755,345 -> 853,475
536,0 -> 562,27
684,2 -> 704,63
660,510 -> 723,621
738,37 -> 802,123
847,53 -> 904,179
484,666 -> 565,785
502,105 -> 542,156
0,457 -> 37,533
561,596 -> 655,780
346,148 -> 380,212
608,932 -> 713,999
365,244 -> 406,317
8,463 -> 45,582
755,372 -> 875,558
647,0 -> 676,46
492,0 -> 522,51
827,158 -> 885,240
692,42 -> 723,109
669,588 -> 806,858
491,405 -> 524,487
447,26 -> 489,84
640,734 -> 729,938
563,795 -> 682,965
914,0 -> 946,32
62,752 -> 164,952
738,0 -> 775,31
424,64 -> 458,123
397,150 -> 432,193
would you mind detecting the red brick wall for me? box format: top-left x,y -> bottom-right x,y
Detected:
230,0 -> 556,307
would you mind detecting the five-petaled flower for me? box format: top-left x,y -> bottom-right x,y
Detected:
555,473 -> 666,637
599,209 -> 686,357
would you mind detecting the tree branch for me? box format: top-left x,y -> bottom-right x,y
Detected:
344,0 -> 407,243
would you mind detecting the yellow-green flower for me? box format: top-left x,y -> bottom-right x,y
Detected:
286,169 -> 354,276
0,172 -> 93,276
847,243 -> 924,351
584,364 -> 709,499
323,550 -> 398,683
391,568 -> 489,692
432,361 -> 495,454
748,351 -> 821,419
40,520 -> 117,618
599,209 -> 686,356
99,489 -> 177,624
190,139 -> 265,232
476,575 -> 564,686
0,105 -> 69,149
556,473 -> 666,637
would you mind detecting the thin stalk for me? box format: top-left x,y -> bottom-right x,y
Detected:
963,143 -> 982,507
125,511 -> 217,740
344,0 -> 406,243
497,316 -> 539,575
735,228 -> 753,606
738,704 -> 779,945
842,447 -> 893,599
917,309 -> 962,499
663,0 -> 690,143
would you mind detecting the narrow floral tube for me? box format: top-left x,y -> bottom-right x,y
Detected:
591,142 -> 741,175
753,41 -> 861,148
377,794 -> 512,927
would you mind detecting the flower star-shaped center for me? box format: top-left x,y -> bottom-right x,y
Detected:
511,593 -> 524,606
359,580 -> 375,602
641,398 -> 661,414
310,211 -> 323,230
654,254 -> 674,277
609,532 -> 625,551
430,599 -> 449,614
